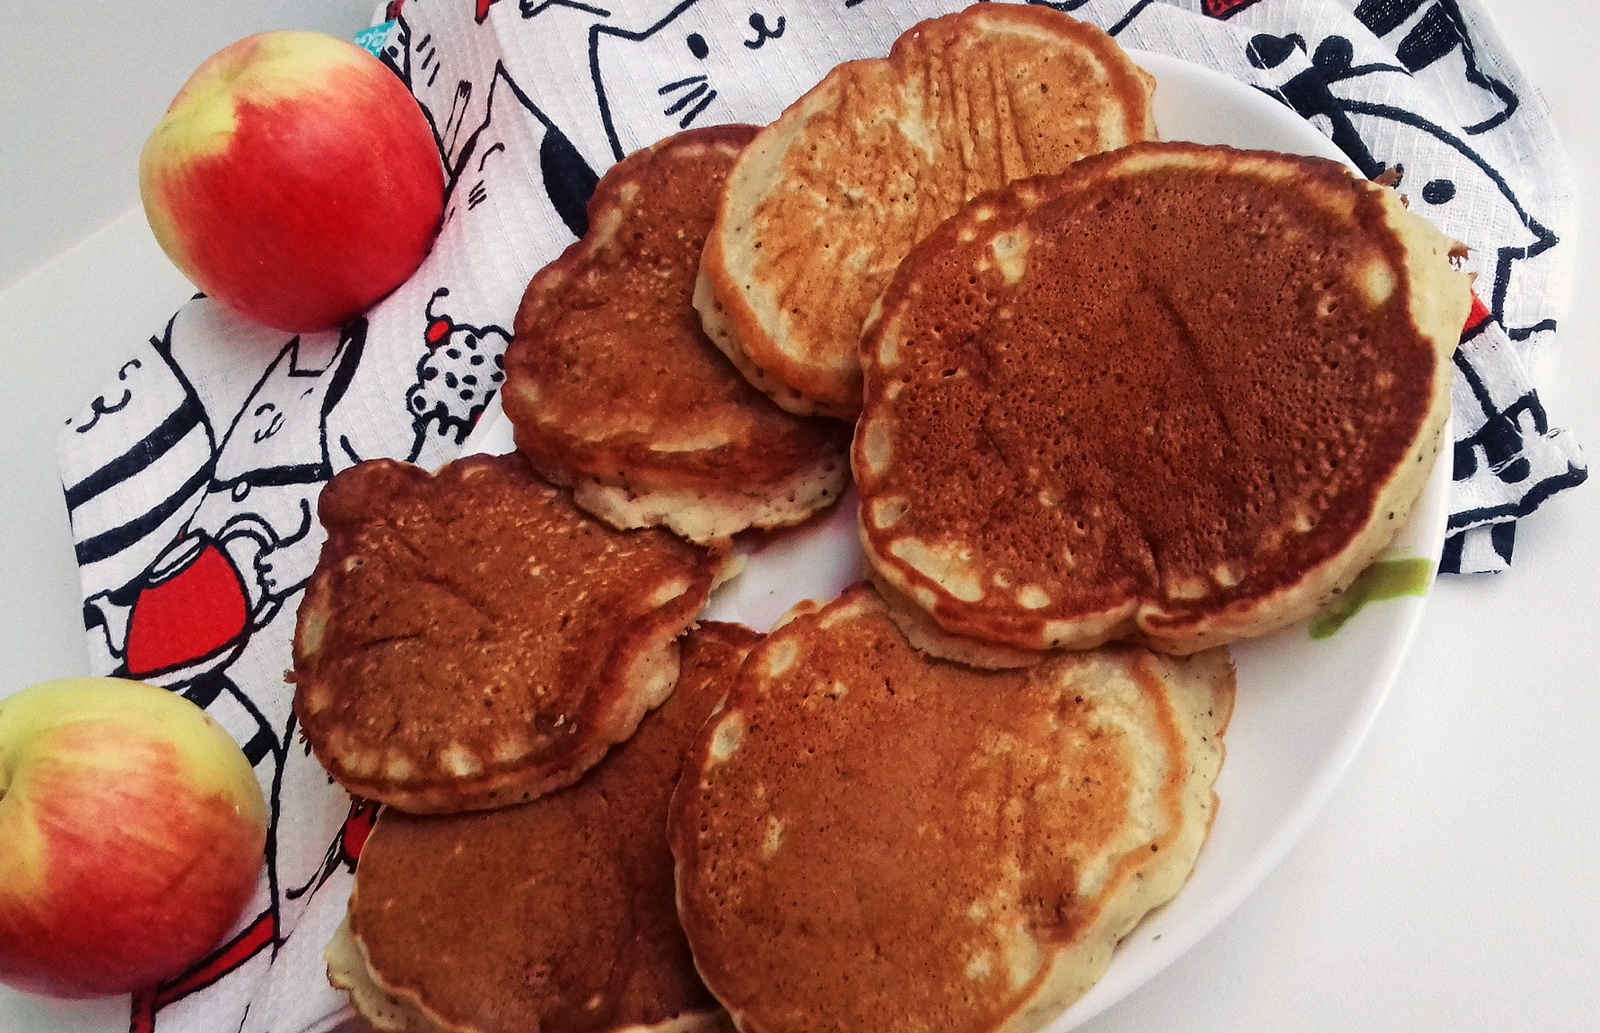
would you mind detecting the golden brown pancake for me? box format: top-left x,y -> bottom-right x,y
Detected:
291,453 -> 730,813
669,585 -> 1233,1033
855,143 -> 1471,659
505,126 -> 850,544
696,5 -> 1154,419
328,622 -> 760,1033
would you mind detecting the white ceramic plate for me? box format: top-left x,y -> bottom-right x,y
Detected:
462,49 -> 1450,1033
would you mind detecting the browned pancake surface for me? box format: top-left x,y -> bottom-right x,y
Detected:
347,622 -> 760,1033
699,4 -> 1154,417
857,143 -> 1468,655
669,587 -> 1232,1033
292,453 -> 726,813
505,125 -> 849,525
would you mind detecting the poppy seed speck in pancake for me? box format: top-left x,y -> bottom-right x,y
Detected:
855,143 -> 1472,659
669,585 -> 1233,1033
290,453 -> 731,814
327,623 -> 761,1033
505,126 -> 850,545
696,4 -> 1155,419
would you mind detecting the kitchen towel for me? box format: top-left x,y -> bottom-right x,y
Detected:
53,2 -> 1584,1032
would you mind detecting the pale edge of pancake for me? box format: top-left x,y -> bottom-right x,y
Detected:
297,539 -> 737,815
697,6 -> 1152,421
518,431 -> 848,545
326,914 -> 732,1033
869,568 -> 1046,670
694,166 -> 854,420
326,914 -> 440,1033
998,648 -> 1236,1033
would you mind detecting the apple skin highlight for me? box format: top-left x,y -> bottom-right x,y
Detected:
140,31 -> 445,332
0,678 -> 268,999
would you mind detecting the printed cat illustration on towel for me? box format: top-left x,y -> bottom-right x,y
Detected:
1348,0 -> 1516,132
63,311 -> 364,683
589,0 -> 958,160
1209,0 -> 1517,132
382,0 -> 601,232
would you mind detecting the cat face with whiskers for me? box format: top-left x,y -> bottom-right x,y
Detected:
591,0 -> 954,160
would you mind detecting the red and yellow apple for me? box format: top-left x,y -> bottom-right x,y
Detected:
0,677 -> 268,998
139,30 -> 444,332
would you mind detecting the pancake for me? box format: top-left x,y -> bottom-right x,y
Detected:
291,452 -> 730,813
855,143 -> 1472,658
669,585 -> 1234,1033
327,920 -> 434,1033
696,5 -> 1154,419
506,126 -> 850,544
328,622 -> 759,1033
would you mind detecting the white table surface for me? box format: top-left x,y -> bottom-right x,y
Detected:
2,1 -> 1595,1031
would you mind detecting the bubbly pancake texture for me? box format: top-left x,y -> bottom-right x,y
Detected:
669,586 -> 1234,1033
696,4 -> 1154,418
506,126 -> 850,544
291,453 -> 728,813
332,623 -> 760,1033
856,143 -> 1471,657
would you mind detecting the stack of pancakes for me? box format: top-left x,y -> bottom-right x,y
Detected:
291,6 -> 1472,1033
695,3 -> 1155,419
503,125 -> 851,545
325,622 -> 760,1033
